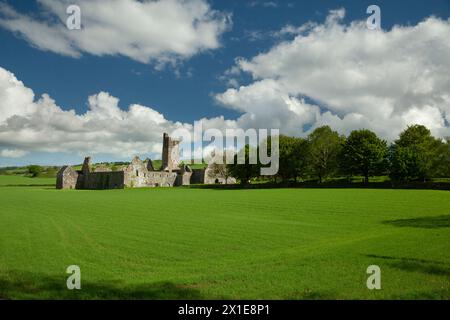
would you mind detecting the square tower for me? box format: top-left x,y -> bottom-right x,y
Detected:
162,133 -> 180,172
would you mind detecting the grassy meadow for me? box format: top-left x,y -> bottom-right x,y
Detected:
0,175 -> 449,299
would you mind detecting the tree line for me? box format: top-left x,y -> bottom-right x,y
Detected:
225,124 -> 450,184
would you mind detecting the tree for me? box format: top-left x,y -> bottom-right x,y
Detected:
227,145 -> 260,184
340,129 -> 387,183
276,135 -> 307,182
389,125 -> 449,181
27,165 -> 43,177
444,138 -> 450,177
306,126 -> 344,183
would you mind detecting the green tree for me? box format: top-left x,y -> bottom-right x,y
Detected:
227,145 -> 260,185
444,138 -> 450,177
27,165 -> 43,177
340,129 -> 387,183
389,125 -> 449,181
306,126 -> 345,183
277,135 -> 307,182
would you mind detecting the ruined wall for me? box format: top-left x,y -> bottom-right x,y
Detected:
124,157 -> 150,188
190,169 -> 206,184
146,159 -> 155,171
162,133 -> 180,172
175,171 -> 192,186
56,166 -> 79,189
123,168 -> 178,188
204,167 -> 219,184
57,161 -> 233,189
56,133 -> 238,190
76,173 -> 85,189
194,167 -> 220,184
147,171 -> 178,187
83,171 -> 125,189
162,172 -> 178,187
190,168 -> 236,185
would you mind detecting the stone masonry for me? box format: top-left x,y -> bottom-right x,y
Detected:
56,133 -> 234,190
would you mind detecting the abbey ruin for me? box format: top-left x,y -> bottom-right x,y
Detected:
56,133 -> 235,190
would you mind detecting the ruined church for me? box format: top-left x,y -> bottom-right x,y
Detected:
56,133 -> 234,190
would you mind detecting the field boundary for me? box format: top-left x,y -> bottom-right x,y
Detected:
189,181 -> 450,191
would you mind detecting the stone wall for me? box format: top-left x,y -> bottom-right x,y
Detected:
176,171 -> 192,186
190,168 -> 236,185
124,157 -> 150,188
162,133 -> 180,171
122,156 -> 178,187
83,171 -> 125,190
56,166 -> 79,189
191,169 -> 206,184
148,171 -> 178,187
56,133 -> 235,190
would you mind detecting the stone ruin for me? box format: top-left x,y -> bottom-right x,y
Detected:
162,132 -> 180,172
56,133 -> 235,190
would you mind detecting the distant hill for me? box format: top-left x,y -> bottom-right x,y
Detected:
0,159 -> 207,178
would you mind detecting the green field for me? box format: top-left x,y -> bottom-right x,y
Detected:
0,175 -> 449,299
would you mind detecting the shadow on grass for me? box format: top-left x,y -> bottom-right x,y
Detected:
388,289 -> 450,300
0,271 -> 205,300
189,181 -> 450,191
383,215 -> 450,229
365,254 -> 450,278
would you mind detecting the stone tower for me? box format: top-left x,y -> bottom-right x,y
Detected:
82,156 -> 91,175
162,133 -> 180,172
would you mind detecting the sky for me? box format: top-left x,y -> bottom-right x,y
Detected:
0,0 -> 449,166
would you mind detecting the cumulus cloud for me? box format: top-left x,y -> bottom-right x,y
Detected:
216,79 -> 320,136
2,8 -> 450,161
0,65 -> 248,160
217,9 -> 450,140
0,66 -> 194,158
0,0 -> 231,66
0,149 -> 29,158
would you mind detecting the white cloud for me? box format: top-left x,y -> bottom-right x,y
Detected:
249,1 -> 279,8
217,9 -> 450,140
0,0 -> 231,66
0,66 -> 247,160
0,149 -> 29,158
0,67 -> 193,158
216,79 -> 319,136
2,9 -> 450,162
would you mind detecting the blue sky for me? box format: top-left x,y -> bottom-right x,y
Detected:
0,0 -> 449,166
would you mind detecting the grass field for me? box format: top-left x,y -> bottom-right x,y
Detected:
0,175 -> 449,299
0,175 -> 56,187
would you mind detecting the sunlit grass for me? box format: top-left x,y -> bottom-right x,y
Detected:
0,176 -> 449,299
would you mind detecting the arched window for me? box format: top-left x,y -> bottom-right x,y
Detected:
136,170 -> 139,176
